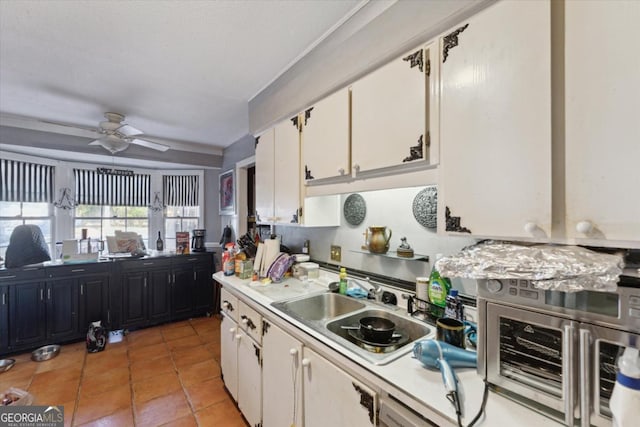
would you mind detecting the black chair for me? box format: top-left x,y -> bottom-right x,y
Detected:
4,224 -> 51,268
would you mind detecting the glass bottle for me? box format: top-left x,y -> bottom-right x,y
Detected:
156,231 -> 164,251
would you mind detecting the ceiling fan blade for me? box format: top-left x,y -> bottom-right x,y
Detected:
116,124 -> 143,137
130,138 -> 170,152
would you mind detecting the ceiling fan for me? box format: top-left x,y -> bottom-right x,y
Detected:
89,112 -> 170,154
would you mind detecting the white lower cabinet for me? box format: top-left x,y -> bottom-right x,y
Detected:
262,320 -> 303,427
220,313 -> 239,400
237,328 -> 262,427
302,347 -> 377,427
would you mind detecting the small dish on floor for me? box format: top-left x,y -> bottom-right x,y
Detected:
31,345 -> 61,362
0,359 -> 15,373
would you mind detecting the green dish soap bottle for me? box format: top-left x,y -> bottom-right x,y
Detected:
339,267 -> 348,295
428,254 -> 451,312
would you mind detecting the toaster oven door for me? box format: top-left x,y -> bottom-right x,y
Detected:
486,303 -> 579,425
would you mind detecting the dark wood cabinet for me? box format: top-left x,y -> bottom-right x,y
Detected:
0,252 -> 214,356
46,278 -> 79,342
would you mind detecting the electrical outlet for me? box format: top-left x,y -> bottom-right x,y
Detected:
330,245 -> 342,262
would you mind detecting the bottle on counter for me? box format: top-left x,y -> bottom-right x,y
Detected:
223,246 -> 236,276
156,231 -> 164,251
445,289 -> 464,321
610,347 -> 640,427
302,239 -> 310,255
339,267 -> 348,295
428,254 -> 451,309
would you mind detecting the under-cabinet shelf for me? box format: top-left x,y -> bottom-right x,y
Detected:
350,249 -> 429,262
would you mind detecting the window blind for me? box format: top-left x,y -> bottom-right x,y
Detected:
0,158 -> 54,203
163,175 -> 199,206
74,169 -> 151,206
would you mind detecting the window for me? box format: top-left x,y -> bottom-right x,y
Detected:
162,175 -> 200,251
0,202 -> 53,259
163,206 -> 199,251
74,205 -> 150,249
0,159 -> 55,259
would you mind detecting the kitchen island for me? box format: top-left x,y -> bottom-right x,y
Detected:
214,270 -> 563,427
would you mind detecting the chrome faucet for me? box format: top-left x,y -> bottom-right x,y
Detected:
348,277 -> 383,301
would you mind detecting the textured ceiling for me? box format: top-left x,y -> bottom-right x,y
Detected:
0,0 -> 364,150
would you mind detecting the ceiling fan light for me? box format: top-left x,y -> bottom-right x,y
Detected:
97,135 -> 129,154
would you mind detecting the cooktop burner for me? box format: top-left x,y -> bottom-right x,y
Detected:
347,329 -> 410,353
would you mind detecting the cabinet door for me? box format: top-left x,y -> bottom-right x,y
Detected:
79,274 -> 109,330
302,88 -> 350,181
121,271 -> 147,327
274,118 -> 302,224
237,329 -> 262,427
9,282 -> 46,349
193,264 -> 213,314
148,268 -> 172,324
172,266 -> 195,318
565,0 -> 640,244
0,285 -> 8,353
255,128 -> 275,223
440,0 -> 552,239
352,48 -> 427,174
46,279 -> 79,341
220,314 -> 239,401
303,347 -> 377,427
262,320 -> 303,427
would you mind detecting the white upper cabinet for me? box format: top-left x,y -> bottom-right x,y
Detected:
273,118 -> 302,224
255,128 -> 275,224
351,44 -> 434,175
565,0 -> 640,246
439,0 -> 552,239
302,88 -> 350,182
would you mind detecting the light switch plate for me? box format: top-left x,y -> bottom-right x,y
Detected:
330,245 -> 342,262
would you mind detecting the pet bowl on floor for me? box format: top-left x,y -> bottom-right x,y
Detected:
31,345 -> 61,362
0,359 -> 15,373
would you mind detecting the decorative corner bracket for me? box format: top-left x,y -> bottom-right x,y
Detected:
291,116 -> 300,130
426,58 -> 431,77
445,206 -> 471,233
352,383 -> 375,424
304,107 -> 314,126
254,136 -> 260,148
443,23 -> 469,63
305,165 -> 315,180
402,135 -> 424,163
402,49 -> 424,73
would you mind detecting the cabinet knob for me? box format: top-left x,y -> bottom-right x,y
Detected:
241,317 -> 249,325
301,358 -> 310,368
338,168 -> 345,175
524,222 -> 538,234
576,221 -> 594,234
229,327 -> 236,334
289,348 -> 298,356
353,164 -> 360,172
222,301 -> 229,309
235,334 -> 242,340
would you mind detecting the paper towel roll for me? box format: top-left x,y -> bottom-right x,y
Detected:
261,239 -> 281,276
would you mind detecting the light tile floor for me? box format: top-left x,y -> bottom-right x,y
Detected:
0,315 -> 248,427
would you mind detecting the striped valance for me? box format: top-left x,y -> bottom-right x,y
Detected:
163,175 -> 199,206
74,169 -> 151,206
0,158 -> 54,203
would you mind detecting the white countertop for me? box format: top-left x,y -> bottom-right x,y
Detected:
214,271 -> 563,427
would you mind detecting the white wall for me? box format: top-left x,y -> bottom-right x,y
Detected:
274,186 -> 478,296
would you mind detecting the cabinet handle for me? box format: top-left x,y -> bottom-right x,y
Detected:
80,284 -> 84,296
144,278 -> 147,288
289,348 -> 298,356
188,258 -> 197,262
523,222 -> 538,234
338,168 -> 345,175
2,293 -> 5,305
301,358 -> 310,368
143,262 -> 154,266
71,268 -> 85,273
194,272 -> 197,281
0,275 -> 17,280
579,329 -> 591,427
353,164 -> 360,172
40,289 -> 44,301
222,301 -> 234,312
563,324 -> 575,426
48,288 -> 51,300
235,334 -> 242,340
576,221 -> 594,235
229,327 -> 236,334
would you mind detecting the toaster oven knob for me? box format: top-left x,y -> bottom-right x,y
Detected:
486,279 -> 503,293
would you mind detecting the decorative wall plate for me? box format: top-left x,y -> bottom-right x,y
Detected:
412,186 -> 437,229
343,193 -> 366,226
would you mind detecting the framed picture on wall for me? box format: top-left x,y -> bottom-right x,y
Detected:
219,169 -> 235,215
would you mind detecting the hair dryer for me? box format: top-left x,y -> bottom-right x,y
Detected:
413,339 -> 477,417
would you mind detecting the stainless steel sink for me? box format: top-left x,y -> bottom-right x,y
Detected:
272,292 -> 366,321
272,293 -> 434,365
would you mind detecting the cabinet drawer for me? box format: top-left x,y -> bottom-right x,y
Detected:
46,263 -> 110,278
0,266 -> 45,282
173,254 -> 210,268
118,258 -> 170,271
239,301 -> 263,344
220,287 -> 239,322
